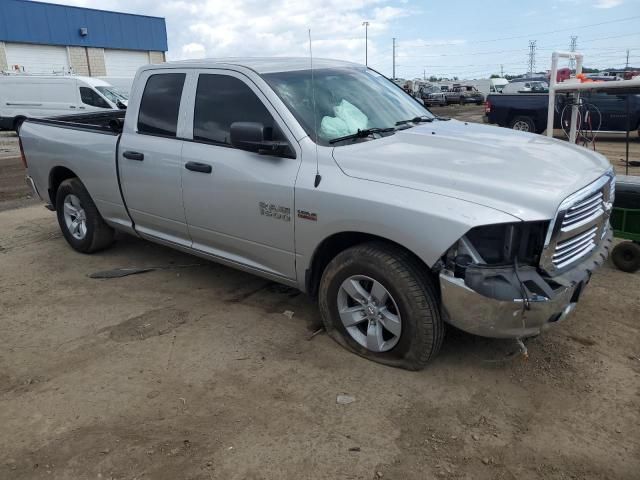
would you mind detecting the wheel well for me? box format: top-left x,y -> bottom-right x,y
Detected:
507,110 -> 535,125
305,232 -> 431,298
48,166 -> 77,207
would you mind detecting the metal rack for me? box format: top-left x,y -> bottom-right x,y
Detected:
546,51 -> 640,175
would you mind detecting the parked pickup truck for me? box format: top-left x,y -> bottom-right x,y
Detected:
442,85 -> 485,105
485,91 -> 640,134
20,58 -> 614,370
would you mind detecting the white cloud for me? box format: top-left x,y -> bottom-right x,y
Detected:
181,42 -> 206,59
594,0 -> 623,7
53,0 -> 412,70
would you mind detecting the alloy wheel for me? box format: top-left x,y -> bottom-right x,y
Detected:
63,194 -> 88,240
337,275 -> 402,352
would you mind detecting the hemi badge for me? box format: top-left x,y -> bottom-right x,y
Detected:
297,210 -> 317,221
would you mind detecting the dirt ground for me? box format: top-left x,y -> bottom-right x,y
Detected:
1,110 -> 639,480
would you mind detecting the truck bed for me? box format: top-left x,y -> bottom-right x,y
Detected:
20,111 -> 131,231
27,110 -> 126,134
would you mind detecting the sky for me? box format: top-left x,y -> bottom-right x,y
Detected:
40,0 -> 640,80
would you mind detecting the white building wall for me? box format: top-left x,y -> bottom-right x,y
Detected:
2,42 -> 164,77
5,43 -> 69,74
104,49 -> 151,77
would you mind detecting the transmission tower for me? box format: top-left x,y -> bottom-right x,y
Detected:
528,40 -> 537,77
569,36 -> 578,71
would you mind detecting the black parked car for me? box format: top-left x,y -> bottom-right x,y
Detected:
485,91 -> 640,134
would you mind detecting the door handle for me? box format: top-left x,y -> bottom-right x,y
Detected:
185,161 -> 212,174
123,151 -> 144,161
69,106 -> 76,109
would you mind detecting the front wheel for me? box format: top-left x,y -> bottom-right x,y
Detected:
56,178 -> 115,253
611,241 -> 640,273
318,242 -> 444,370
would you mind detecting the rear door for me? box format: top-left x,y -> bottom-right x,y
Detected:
118,70 -> 192,246
180,70 -> 301,279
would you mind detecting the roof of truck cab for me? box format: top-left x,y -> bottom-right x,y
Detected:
143,57 -> 365,74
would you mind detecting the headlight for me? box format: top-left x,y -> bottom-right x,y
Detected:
446,221 -> 549,277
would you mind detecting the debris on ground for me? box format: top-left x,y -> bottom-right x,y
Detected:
336,394 -> 356,405
306,327 -> 324,341
89,264 -> 203,279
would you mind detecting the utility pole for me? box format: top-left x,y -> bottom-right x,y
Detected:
569,36 -> 577,71
500,64 -> 504,77
392,37 -> 396,80
362,21 -> 370,66
423,68 -> 426,81
528,40 -> 537,77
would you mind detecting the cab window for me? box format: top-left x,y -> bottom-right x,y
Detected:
79,87 -> 111,109
137,73 -> 186,137
193,74 -> 285,145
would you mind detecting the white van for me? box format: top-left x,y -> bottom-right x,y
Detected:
0,75 -> 125,132
96,76 -> 134,97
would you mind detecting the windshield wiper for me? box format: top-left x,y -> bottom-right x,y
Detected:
329,127 -> 395,144
395,116 -> 434,127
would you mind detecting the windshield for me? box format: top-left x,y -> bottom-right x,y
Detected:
262,67 -> 433,146
96,86 -> 128,104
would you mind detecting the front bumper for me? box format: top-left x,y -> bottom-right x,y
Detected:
439,228 -> 612,339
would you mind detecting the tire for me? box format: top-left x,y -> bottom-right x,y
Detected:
611,241 -> 640,273
318,242 -> 444,370
459,97 -> 465,105
509,115 -> 536,133
55,178 -> 115,253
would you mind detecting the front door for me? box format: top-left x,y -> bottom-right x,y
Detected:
181,70 -> 301,279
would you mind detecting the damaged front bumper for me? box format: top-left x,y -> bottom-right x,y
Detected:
439,228 -> 613,339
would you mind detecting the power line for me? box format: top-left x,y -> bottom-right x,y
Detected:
398,15 -> 640,48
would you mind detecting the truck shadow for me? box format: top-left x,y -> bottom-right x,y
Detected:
97,232 -> 566,370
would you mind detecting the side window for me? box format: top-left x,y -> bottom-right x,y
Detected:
79,87 -> 111,109
194,74 -> 284,145
138,73 -> 186,137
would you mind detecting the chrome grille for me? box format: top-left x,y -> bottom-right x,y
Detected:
540,172 -> 615,274
553,225 -> 598,269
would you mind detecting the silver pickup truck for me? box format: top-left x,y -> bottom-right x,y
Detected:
20,58 -> 614,370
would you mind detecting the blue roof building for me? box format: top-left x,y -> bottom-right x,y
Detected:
0,0 -> 168,76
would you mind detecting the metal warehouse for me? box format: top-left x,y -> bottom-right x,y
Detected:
0,0 -> 167,76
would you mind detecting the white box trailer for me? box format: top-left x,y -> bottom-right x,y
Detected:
0,75 -> 125,132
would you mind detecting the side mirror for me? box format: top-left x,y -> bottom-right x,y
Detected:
230,122 -> 293,158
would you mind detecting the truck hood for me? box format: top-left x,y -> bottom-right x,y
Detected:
332,119 -> 611,221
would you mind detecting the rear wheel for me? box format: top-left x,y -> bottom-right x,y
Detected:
611,241 -> 640,273
509,115 -> 536,133
318,242 -> 444,370
55,178 -> 115,253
